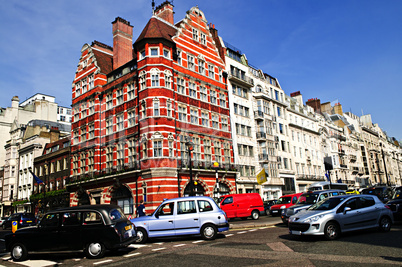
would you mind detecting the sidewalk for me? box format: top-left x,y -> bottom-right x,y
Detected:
229,216 -> 283,229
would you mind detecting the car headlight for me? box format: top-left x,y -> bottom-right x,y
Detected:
280,205 -> 286,209
302,215 -> 323,224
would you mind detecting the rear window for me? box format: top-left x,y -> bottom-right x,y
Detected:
110,208 -> 126,221
276,197 -> 291,204
21,214 -> 35,220
198,200 -> 213,212
297,194 -> 319,204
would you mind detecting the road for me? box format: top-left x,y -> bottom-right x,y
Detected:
0,217 -> 401,266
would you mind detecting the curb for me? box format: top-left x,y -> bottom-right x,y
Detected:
229,219 -> 283,229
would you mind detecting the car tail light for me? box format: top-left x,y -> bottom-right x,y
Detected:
19,220 -> 23,225
384,205 -> 391,210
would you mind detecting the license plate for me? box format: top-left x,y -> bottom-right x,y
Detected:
290,230 -> 301,235
26,221 -> 32,223
125,225 -> 132,230
272,210 -> 278,213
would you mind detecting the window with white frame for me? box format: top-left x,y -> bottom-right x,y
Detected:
116,88 -> 124,105
150,47 -> 158,56
89,74 -> 94,89
128,138 -> 137,166
127,83 -> 135,100
219,93 -> 226,107
214,141 -> 221,163
106,93 -> 113,109
204,139 -> 211,163
211,114 -> 219,129
153,99 -> 159,116
82,78 -> 87,94
222,117 -> 228,131
177,78 -> 185,94
116,114 -> 124,131
141,101 -> 146,119
177,50 -> 182,65
167,100 -> 172,118
163,48 -> 170,58
218,68 -> 222,82
140,50 -> 146,59
190,109 -> 198,124
224,143 -> 230,163
164,70 -> 172,89
140,71 -> 146,90
128,109 -> 136,127
178,105 -> 186,122
200,86 -> 207,101
187,54 -> 195,71
208,64 -> 214,78
151,70 -> 159,87
189,82 -> 197,98
80,153 -> 86,174
106,147 -> 113,170
117,143 -> 124,168
201,111 -> 209,127
193,137 -> 200,162
168,140 -> 174,157
73,105 -> 80,122
210,90 -> 217,104
198,59 -> 205,75
73,129 -> 79,144
200,32 -> 206,45
88,150 -> 94,172
192,28 -> 199,41
88,99 -> 95,115
142,141 -> 147,159
153,140 -> 162,157
106,118 -> 113,135
88,123 -> 95,139
75,82 -> 81,96
80,126 -> 86,142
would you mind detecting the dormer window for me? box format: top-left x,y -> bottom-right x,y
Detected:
150,48 -> 158,56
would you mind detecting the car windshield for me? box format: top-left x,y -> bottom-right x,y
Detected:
110,208 -> 126,221
297,193 -> 319,205
392,188 -> 402,199
276,197 -> 291,204
308,197 -> 346,210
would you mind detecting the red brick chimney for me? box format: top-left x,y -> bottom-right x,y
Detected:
154,1 -> 174,24
112,17 -> 133,69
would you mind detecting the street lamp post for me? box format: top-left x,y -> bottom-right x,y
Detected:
185,141 -> 195,196
213,162 -> 219,198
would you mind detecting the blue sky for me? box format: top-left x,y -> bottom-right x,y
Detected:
0,0 -> 401,140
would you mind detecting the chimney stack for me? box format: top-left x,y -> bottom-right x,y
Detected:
112,17 -> 133,69
154,1 -> 174,24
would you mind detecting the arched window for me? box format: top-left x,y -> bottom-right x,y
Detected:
150,68 -> 160,87
139,71 -> 146,90
164,70 -> 172,89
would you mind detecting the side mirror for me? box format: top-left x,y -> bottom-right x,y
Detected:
155,213 -> 159,219
343,207 -> 351,214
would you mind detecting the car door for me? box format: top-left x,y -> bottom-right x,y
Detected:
148,201 -> 176,238
175,199 -> 200,235
59,211 -> 82,250
356,196 -> 378,228
338,197 -> 361,231
221,196 -> 236,218
37,213 -> 61,251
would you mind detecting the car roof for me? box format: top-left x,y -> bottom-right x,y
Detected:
161,196 -> 214,203
280,192 -> 302,197
48,204 -> 121,213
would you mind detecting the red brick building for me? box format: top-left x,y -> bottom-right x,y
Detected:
68,2 -> 237,214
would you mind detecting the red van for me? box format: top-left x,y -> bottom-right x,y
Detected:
220,193 -> 265,220
269,192 -> 302,216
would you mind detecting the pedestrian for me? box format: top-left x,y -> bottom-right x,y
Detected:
136,200 -> 146,217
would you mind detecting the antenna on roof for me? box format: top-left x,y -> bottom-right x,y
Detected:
152,0 -> 155,15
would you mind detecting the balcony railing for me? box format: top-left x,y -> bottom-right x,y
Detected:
254,110 -> 264,120
256,132 -> 266,139
229,70 -> 254,87
258,153 -> 269,161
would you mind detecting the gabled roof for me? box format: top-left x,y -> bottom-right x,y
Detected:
135,17 -> 176,45
92,49 -> 113,75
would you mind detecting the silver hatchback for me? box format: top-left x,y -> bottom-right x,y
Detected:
288,194 -> 393,240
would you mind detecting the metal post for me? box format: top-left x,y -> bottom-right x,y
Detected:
186,140 -> 194,196
213,162 -> 219,198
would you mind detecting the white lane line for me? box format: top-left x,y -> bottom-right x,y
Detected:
259,227 -> 268,229
6,260 -> 59,267
174,244 -> 187,247
226,234 -> 234,237
152,247 -> 166,251
73,258 -> 81,261
248,229 -> 258,232
93,259 -> 113,265
154,242 -> 164,245
267,242 -> 294,252
124,252 -> 141,258
192,240 -> 204,243
129,244 -> 149,248
237,231 -> 247,234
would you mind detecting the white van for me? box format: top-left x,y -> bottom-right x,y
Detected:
307,181 -> 348,191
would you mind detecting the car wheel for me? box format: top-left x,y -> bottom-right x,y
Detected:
324,222 -> 340,240
379,216 -> 391,232
136,228 -> 148,244
11,243 -> 28,262
84,242 -> 105,259
251,210 -> 259,220
201,224 -> 217,240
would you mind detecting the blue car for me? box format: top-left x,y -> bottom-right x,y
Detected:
131,196 -> 229,243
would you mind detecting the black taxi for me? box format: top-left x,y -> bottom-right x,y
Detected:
5,204 -> 137,261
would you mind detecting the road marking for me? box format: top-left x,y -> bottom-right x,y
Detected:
129,244 -> 149,248
267,242 -> 294,252
94,259 -> 113,265
73,258 -> 81,261
6,259 -> 59,267
124,252 -> 141,258
152,247 -> 166,251
248,229 -> 258,232
154,242 -> 164,245
237,231 -> 247,234
174,244 -> 187,247
192,240 -> 204,243
259,227 -> 268,229
226,234 -> 234,237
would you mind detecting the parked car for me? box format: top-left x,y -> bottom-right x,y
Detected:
269,193 -> 303,216
288,194 -> 393,240
0,217 -> 9,226
281,190 -> 346,224
346,189 -> 360,195
131,196 -> 229,243
361,186 -> 394,203
263,200 -> 277,216
220,193 -> 265,220
2,213 -> 37,230
386,186 -> 402,221
5,204 -> 137,261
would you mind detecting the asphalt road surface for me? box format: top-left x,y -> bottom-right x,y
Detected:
0,219 -> 401,266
